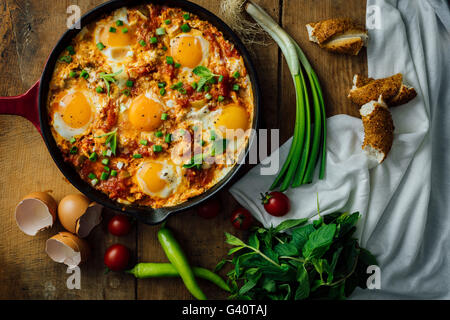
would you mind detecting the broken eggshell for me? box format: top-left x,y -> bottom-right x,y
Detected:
45,232 -> 90,268
15,191 -> 58,236
58,194 -> 103,238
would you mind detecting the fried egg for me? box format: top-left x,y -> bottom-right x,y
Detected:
127,91 -> 165,132
215,103 -> 249,132
136,160 -> 182,198
94,8 -> 135,63
52,88 -> 97,140
169,29 -> 210,71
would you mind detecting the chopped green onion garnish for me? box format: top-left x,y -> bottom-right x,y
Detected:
110,170 -> 117,177
153,145 -> 162,152
80,70 -> 89,79
232,84 -> 240,91
70,137 -> 76,144
104,166 -> 110,172
139,40 -> 146,46
156,27 -> 165,36
181,23 -> 191,33
67,46 -> 75,55
155,131 -> 163,138
97,42 -> 105,50
109,27 -> 116,33
89,152 -> 98,161
96,86 -> 104,93
161,113 -> 168,120
178,87 -> 187,94
59,56 -> 72,63
162,46 -> 168,51
91,178 -> 99,186
133,154 -> 142,159
165,133 -> 172,143
160,88 -> 166,96
88,173 -> 96,179
69,146 -> 78,154
150,37 -> 158,44
100,172 -> 109,180
69,71 -> 77,78
164,19 -> 171,25
102,150 -> 108,156
210,130 -> 216,140
171,81 -> 183,89
101,158 -> 110,165
122,89 -> 131,96
166,56 -> 174,65
200,140 -> 206,146
158,82 -> 166,88
139,139 -> 148,146
122,27 -> 128,34
174,63 -> 181,69
191,82 -> 198,90
205,93 -> 212,100
218,75 -> 224,82
203,85 -> 210,92
126,80 -> 134,87
218,95 -> 225,102
183,13 -> 190,20
116,20 -> 123,26
233,71 -> 240,78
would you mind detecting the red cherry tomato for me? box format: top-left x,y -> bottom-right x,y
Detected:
261,191 -> 290,217
108,215 -> 132,236
104,244 -> 130,271
230,207 -> 253,230
197,198 -> 221,219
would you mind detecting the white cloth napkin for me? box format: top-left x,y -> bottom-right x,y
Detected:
229,0 -> 450,299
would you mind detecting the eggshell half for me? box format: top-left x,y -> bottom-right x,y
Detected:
58,194 -> 103,237
45,232 -> 90,268
15,191 -> 57,236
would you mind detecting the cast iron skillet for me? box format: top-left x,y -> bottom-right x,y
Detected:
0,0 -> 260,224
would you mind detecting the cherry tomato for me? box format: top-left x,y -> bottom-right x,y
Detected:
197,198 -> 221,219
230,207 -> 253,230
108,215 -> 132,236
104,244 -> 130,271
261,191 -> 290,217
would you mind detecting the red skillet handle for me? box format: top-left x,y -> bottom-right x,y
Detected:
0,80 -> 41,135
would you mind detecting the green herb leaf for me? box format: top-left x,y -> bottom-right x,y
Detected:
294,266 -> 310,300
225,232 -> 246,247
302,224 -> 336,260
273,218 -> 308,233
95,129 -> 118,155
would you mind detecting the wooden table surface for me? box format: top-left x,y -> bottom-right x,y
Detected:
0,0 -> 366,299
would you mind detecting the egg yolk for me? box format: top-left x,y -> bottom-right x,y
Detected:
99,24 -> 135,47
138,162 -> 167,194
216,104 -> 249,131
128,95 -> 163,131
170,35 -> 203,69
59,91 -> 92,128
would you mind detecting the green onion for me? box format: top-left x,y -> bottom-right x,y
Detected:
161,113 -> 168,120
69,71 -> 77,78
133,154 -> 142,159
100,172 -> 109,180
165,19 -> 171,25
59,56 -> 72,63
183,13 -> 190,20
140,139 -> 148,146
162,46 -> 168,51
218,95 -> 225,102
174,63 -> 181,69
232,84 -> 240,91
153,145 -> 162,152
200,140 -> 206,146
122,89 -> 131,96
91,178 -> 99,186
180,23 -> 191,33
96,86 -> 104,93
210,130 -> 216,141
166,56 -> 174,65
165,134 -> 172,143
150,37 -> 158,44
139,40 -> 146,47
80,70 -> 89,79
205,93 -> 212,100
158,82 -> 166,88
126,80 -> 134,87
69,146 -> 78,154
233,71 -> 240,78
109,27 -> 116,33
89,152 -> 98,161
70,137 -> 76,144
218,75 -> 224,82
122,27 -> 128,34
67,45 -> 75,55
191,82 -> 198,90
104,166 -> 110,172
88,173 -> 96,179
155,131 -> 163,138
160,88 -> 166,96
110,170 -> 117,177
101,158 -> 110,165
96,42 -> 105,50
116,20 -> 123,26
156,27 -> 165,36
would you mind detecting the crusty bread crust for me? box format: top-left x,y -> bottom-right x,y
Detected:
348,73 -> 416,106
361,101 -> 394,163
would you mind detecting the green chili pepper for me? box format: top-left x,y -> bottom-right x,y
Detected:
126,263 -> 230,292
157,226 -> 207,300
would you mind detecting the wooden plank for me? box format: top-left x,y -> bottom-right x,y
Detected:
136,0 -> 280,300
0,0 -> 135,299
279,0 -> 367,141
